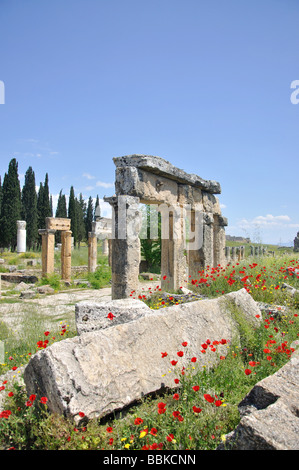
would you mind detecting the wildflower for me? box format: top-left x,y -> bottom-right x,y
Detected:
79,412 -> 85,418
161,352 -> 168,358
134,417 -> 143,425
166,433 -> 175,442
107,312 -> 115,320
8,392 -> 13,397
215,400 -> 222,407
29,394 -> 36,402
40,397 -> 48,404
173,393 -> 179,400
177,351 -> 184,357
170,360 -> 178,366
244,369 -> 252,376
192,406 -> 202,413
106,426 -> 113,433
182,342 -> 188,347
204,394 -> 214,403
150,428 -> 157,436
192,385 -> 200,391
191,357 -> 197,362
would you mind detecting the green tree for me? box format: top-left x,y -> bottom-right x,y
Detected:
21,166 -> 38,250
140,204 -> 161,271
85,196 -> 94,239
55,190 -> 67,244
0,176 -> 2,216
68,186 -> 78,246
76,193 -> 86,248
37,182 -> 44,230
0,158 -> 21,250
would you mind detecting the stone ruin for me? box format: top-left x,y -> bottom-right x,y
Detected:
38,217 -> 72,281
294,232 -> 299,252
104,155 -> 228,299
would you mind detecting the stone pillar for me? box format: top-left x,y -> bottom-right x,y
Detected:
102,238 -> 109,256
213,215 -> 227,267
225,246 -> 230,260
61,230 -> 72,281
105,195 -> 142,299
88,232 -> 97,273
231,246 -> 236,261
160,204 -> 186,291
17,220 -> 26,253
39,229 -> 55,277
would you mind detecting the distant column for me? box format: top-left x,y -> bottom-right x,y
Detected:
61,230 -> 72,281
17,220 -> 26,253
39,229 -> 55,277
88,232 -> 97,273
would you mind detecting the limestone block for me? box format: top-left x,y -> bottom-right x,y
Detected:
46,217 -> 71,231
75,298 -> 153,335
23,289 -> 261,424
217,351 -> 299,450
202,192 -> 221,215
113,155 -> 221,194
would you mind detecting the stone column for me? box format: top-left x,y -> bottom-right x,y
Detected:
105,195 -> 142,299
61,230 -> 72,281
102,238 -> 109,256
39,229 -> 55,277
213,215 -> 227,267
17,220 -> 26,253
88,232 -> 97,273
160,204 -> 186,291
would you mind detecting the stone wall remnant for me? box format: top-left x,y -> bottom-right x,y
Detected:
104,155 -> 228,299
39,217 -> 72,281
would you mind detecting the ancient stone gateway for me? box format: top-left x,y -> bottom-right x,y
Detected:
104,155 -> 228,299
38,217 -> 72,281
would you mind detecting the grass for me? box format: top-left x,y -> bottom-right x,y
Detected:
0,252 -> 298,450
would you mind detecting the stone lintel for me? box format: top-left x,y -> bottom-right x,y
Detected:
46,217 -> 71,231
113,155 -> 221,194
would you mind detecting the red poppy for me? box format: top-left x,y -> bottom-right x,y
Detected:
215,400 -> 222,407
166,433 -> 174,442
244,369 -> 252,375
170,360 -> 178,366
107,312 -> 115,320
192,385 -> 200,391
161,352 -> 168,358
79,412 -> 85,418
106,426 -> 113,433
192,406 -> 202,413
134,417 -> 143,425
182,342 -> 188,347
177,351 -> 184,357
191,357 -> 197,362
173,393 -> 179,400
40,397 -> 48,404
204,394 -> 214,403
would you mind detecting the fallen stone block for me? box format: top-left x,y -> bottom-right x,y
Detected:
23,289 -> 262,425
217,350 -> 299,450
75,298 -> 154,335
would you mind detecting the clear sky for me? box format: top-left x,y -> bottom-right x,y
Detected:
0,0 -> 298,245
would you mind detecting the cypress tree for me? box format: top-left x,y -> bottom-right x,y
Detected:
42,173 -> 51,220
0,176 -> 2,216
37,182 -> 45,230
68,186 -> 78,246
55,190 -> 67,244
85,196 -> 93,239
21,166 -> 38,250
0,158 -> 21,250
76,193 -> 86,248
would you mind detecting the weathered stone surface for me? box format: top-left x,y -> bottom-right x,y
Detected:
23,289 -> 261,424
114,155 -> 221,194
37,285 -> 55,295
75,298 -> 153,335
20,290 -> 36,299
0,273 -> 38,284
217,350 -> 299,450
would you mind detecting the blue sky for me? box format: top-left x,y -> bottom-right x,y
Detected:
0,0 -> 299,245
